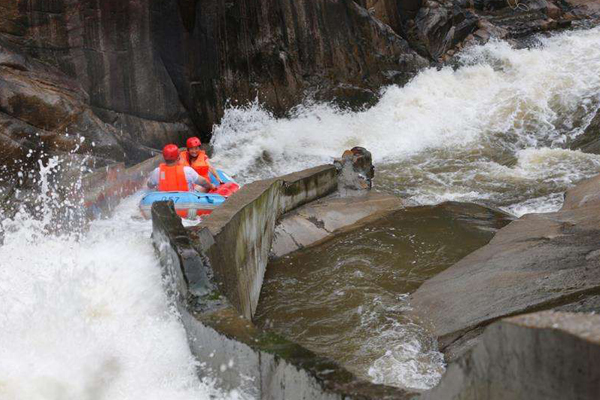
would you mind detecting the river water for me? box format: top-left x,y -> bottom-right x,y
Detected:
1,26 -> 599,397
210,27 -> 600,390
0,180 -> 243,399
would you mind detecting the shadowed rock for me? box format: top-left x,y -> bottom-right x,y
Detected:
572,109 -> 600,155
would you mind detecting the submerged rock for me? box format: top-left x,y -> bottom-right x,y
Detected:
410,174 -> 600,361
572,109 -> 600,154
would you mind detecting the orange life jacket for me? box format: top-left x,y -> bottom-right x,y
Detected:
179,150 -> 210,180
158,163 -> 189,192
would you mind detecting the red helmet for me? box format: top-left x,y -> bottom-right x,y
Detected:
186,137 -> 201,148
162,144 -> 179,161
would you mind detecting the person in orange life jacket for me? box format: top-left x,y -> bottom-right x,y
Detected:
179,137 -> 224,185
147,144 -> 217,193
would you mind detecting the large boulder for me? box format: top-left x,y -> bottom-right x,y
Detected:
409,174 -> 600,361
422,311 -> 600,400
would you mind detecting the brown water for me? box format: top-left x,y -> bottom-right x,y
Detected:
255,202 -> 513,389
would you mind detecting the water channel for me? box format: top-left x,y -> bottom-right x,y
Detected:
212,27 -> 600,390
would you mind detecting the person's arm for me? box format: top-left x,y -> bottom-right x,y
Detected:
206,157 -> 223,184
187,167 -> 216,192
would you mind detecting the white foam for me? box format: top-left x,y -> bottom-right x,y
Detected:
0,192 -> 244,400
211,27 -> 600,189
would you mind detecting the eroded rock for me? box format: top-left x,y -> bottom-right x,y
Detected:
334,147 -> 376,196
409,174 -> 600,361
422,311 -> 600,400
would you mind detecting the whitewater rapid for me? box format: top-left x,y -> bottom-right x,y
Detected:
210,26 -> 600,390
0,192 -> 243,400
212,27 -> 600,216
1,25 -> 600,397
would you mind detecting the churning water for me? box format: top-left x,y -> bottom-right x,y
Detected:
2,25 -> 600,397
211,27 -> 600,390
212,27 -> 600,215
0,165 -> 243,399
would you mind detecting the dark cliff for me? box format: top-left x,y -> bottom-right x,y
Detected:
1,0 -> 598,192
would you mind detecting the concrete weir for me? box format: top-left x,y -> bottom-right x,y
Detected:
149,151 -> 600,399
150,155 -> 413,399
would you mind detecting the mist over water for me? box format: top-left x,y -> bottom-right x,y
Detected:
212,27 -> 600,390
0,176 -> 243,399
212,27 -> 600,215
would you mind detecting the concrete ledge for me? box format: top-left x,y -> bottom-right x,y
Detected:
191,165 -> 338,319
271,192 -> 404,258
422,311 -> 600,400
151,200 -> 412,400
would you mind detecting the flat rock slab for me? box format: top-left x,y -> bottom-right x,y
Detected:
422,311 -> 600,400
410,175 -> 600,359
271,192 -> 403,258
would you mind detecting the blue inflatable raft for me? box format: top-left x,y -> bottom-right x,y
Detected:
139,170 -> 239,219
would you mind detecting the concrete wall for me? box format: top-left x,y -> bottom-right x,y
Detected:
151,200 -> 410,400
193,165 -> 338,319
422,311 -> 600,400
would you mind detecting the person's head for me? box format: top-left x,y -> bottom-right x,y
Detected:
186,137 -> 202,158
162,144 -> 179,165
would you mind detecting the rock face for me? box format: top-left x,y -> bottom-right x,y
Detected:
0,0 -> 430,192
158,0 -> 429,129
422,311 -> 600,400
409,174 -> 600,361
2,0 -> 598,192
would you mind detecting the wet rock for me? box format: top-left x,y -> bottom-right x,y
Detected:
572,110 -> 600,155
362,0 -> 424,31
334,147 -> 376,196
410,175 -> 600,361
1,0 -> 597,182
422,311 -> 600,400
175,0 -> 428,131
413,5 -> 479,59
0,0 -> 431,173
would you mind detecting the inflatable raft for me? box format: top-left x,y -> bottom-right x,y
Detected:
139,170 -> 239,219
